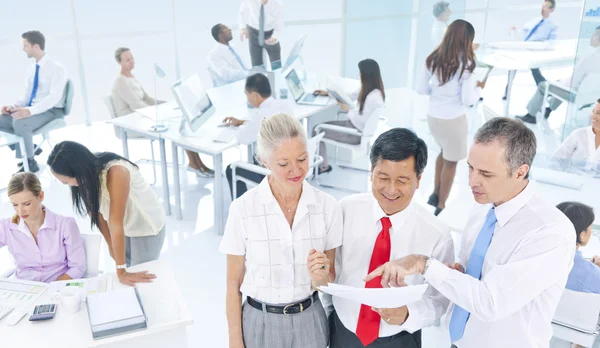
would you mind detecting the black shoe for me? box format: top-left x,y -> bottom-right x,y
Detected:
544,107 -> 552,119
17,158 -> 40,173
427,193 -> 439,208
17,147 -> 43,167
318,165 -> 333,175
502,95 -> 507,100
516,114 -> 537,124
434,207 -> 444,216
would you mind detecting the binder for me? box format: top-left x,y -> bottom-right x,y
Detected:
86,287 -> 148,340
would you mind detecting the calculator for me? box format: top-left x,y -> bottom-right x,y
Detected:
29,304 -> 57,321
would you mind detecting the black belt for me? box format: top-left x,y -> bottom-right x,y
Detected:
247,292 -> 318,315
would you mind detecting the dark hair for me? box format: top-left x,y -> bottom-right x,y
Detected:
556,202 -> 595,245
211,24 -> 222,42
433,1 -> 450,17
546,0 -> 556,9
370,128 -> 428,176
47,141 -> 138,230
426,19 -> 476,85
245,73 -> 271,98
357,59 -> 385,115
474,117 -> 536,179
22,31 -> 45,50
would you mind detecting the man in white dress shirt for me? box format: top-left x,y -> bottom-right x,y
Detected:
239,0 -> 283,68
224,73 -> 294,199
517,26 -> 600,124
207,23 -> 248,87
365,117 -> 576,348
0,31 -> 68,172
328,128 -> 454,348
431,1 -> 451,49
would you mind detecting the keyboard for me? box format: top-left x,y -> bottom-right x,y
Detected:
213,127 -> 237,143
0,304 -> 14,321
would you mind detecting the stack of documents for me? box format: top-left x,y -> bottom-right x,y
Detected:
86,287 -> 147,340
318,283 -> 428,308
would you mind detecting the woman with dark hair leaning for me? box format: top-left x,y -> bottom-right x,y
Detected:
47,141 -> 166,286
416,19 -> 485,216
313,58 -> 386,174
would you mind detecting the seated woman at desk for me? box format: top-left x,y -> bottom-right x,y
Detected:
111,47 -> 214,177
220,113 -> 342,348
48,141 -> 165,286
557,202 -> 600,295
552,99 -> 600,172
313,58 -> 385,174
0,173 -> 86,282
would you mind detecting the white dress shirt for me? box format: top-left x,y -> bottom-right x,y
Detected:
416,63 -> 481,119
553,126 -> 600,170
235,96 -> 295,145
238,0 -> 284,37
347,89 -> 385,132
424,182 -> 575,348
207,43 -> 248,87
15,54 -> 68,116
431,20 -> 448,48
561,48 -> 600,89
219,178 -> 343,304
521,17 -> 558,42
332,193 -> 454,337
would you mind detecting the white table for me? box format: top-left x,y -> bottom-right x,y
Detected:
0,130 -> 29,173
0,259 -> 193,348
477,39 -> 578,116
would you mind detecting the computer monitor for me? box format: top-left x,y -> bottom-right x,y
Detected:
171,73 -> 215,133
282,33 -> 307,71
284,69 -> 305,102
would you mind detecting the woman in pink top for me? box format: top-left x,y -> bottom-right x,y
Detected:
0,173 -> 86,282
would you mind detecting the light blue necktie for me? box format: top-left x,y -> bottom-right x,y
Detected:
524,19 -> 544,41
448,207 -> 498,342
228,46 -> 247,70
28,64 -> 40,107
258,3 -> 265,47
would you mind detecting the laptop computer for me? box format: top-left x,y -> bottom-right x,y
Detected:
284,69 -> 329,106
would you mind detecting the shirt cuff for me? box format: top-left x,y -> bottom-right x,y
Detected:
65,267 -> 84,280
423,259 -> 451,288
400,300 -> 427,333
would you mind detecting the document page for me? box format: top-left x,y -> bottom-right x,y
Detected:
318,283 -> 428,308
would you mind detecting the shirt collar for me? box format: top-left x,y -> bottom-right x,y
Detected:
371,196 -> 414,232
36,54 -> 49,67
493,181 -> 536,228
259,97 -> 276,109
257,176 -> 317,205
16,206 -> 56,238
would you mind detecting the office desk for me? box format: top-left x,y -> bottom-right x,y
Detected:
477,39 -> 578,116
0,131 -> 29,173
0,259 -> 194,348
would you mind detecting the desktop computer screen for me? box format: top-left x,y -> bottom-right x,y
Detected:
171,73 -> 214,133
284,69 -> 305,101
282,33 -> 307,71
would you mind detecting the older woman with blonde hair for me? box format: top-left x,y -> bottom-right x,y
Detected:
0,173 -> 86,282
220,113 -> 343,348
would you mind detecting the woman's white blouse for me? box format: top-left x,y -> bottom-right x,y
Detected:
552,126 -> 600,170
219,177 -> 343,304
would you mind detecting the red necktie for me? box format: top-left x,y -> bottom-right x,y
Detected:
356,217 -> 392,347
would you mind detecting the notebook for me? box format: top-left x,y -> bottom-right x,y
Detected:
86,287 -> 147,340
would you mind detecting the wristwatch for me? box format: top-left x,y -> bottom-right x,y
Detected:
423,256 -> 432,275
116,264 -> 127,270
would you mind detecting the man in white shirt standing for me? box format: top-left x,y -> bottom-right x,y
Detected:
0,31 -> 68,172
239,0 -> 284,68
517,26 -> 600,124
365,117 -> 576,348
223,73 -> 294,198
207,23 -> 248,87
431,1 -> 451,49
329,128 -> 454,348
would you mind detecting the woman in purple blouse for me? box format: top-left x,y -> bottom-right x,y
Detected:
0,173 -> 86,282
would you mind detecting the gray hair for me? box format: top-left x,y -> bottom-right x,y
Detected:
433,1 -> 450,18
114,47 -> 130,63
257,113 -> 306,162
474,117 -> 537,179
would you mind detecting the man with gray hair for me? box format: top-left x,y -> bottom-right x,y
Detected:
431,1 -> 451,47
364,117 -> 576,348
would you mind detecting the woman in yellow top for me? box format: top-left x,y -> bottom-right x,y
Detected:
47,141 -> 166,286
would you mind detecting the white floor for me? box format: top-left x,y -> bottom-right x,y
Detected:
0,67 -> 595,347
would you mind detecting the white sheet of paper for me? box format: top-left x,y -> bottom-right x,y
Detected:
318,283 -> 428,308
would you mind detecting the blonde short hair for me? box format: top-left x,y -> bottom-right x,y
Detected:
114,47 -> 130,63
257,113 -> 306,161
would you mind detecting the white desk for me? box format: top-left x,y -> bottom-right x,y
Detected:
477,39 -> 578,116
0,259 -> 193,348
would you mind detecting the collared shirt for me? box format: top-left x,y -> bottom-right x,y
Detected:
111,75 -> 156,117
219,177 -> 343,304
416,63 -> 481,120
238,0 -> 284,38
331,193 -> 454,337
431,20 -> 448,48
562,48 -> 600,89
566,250 -> 600,294
521,17 -> 557,42
552,126 -> 600,171
15,54 -> 68,116
207,43 -> 248,87
424,182 -> 575,348
235,96 -> 295,145
0,208 -> 86,282
347,89 -> 385,132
